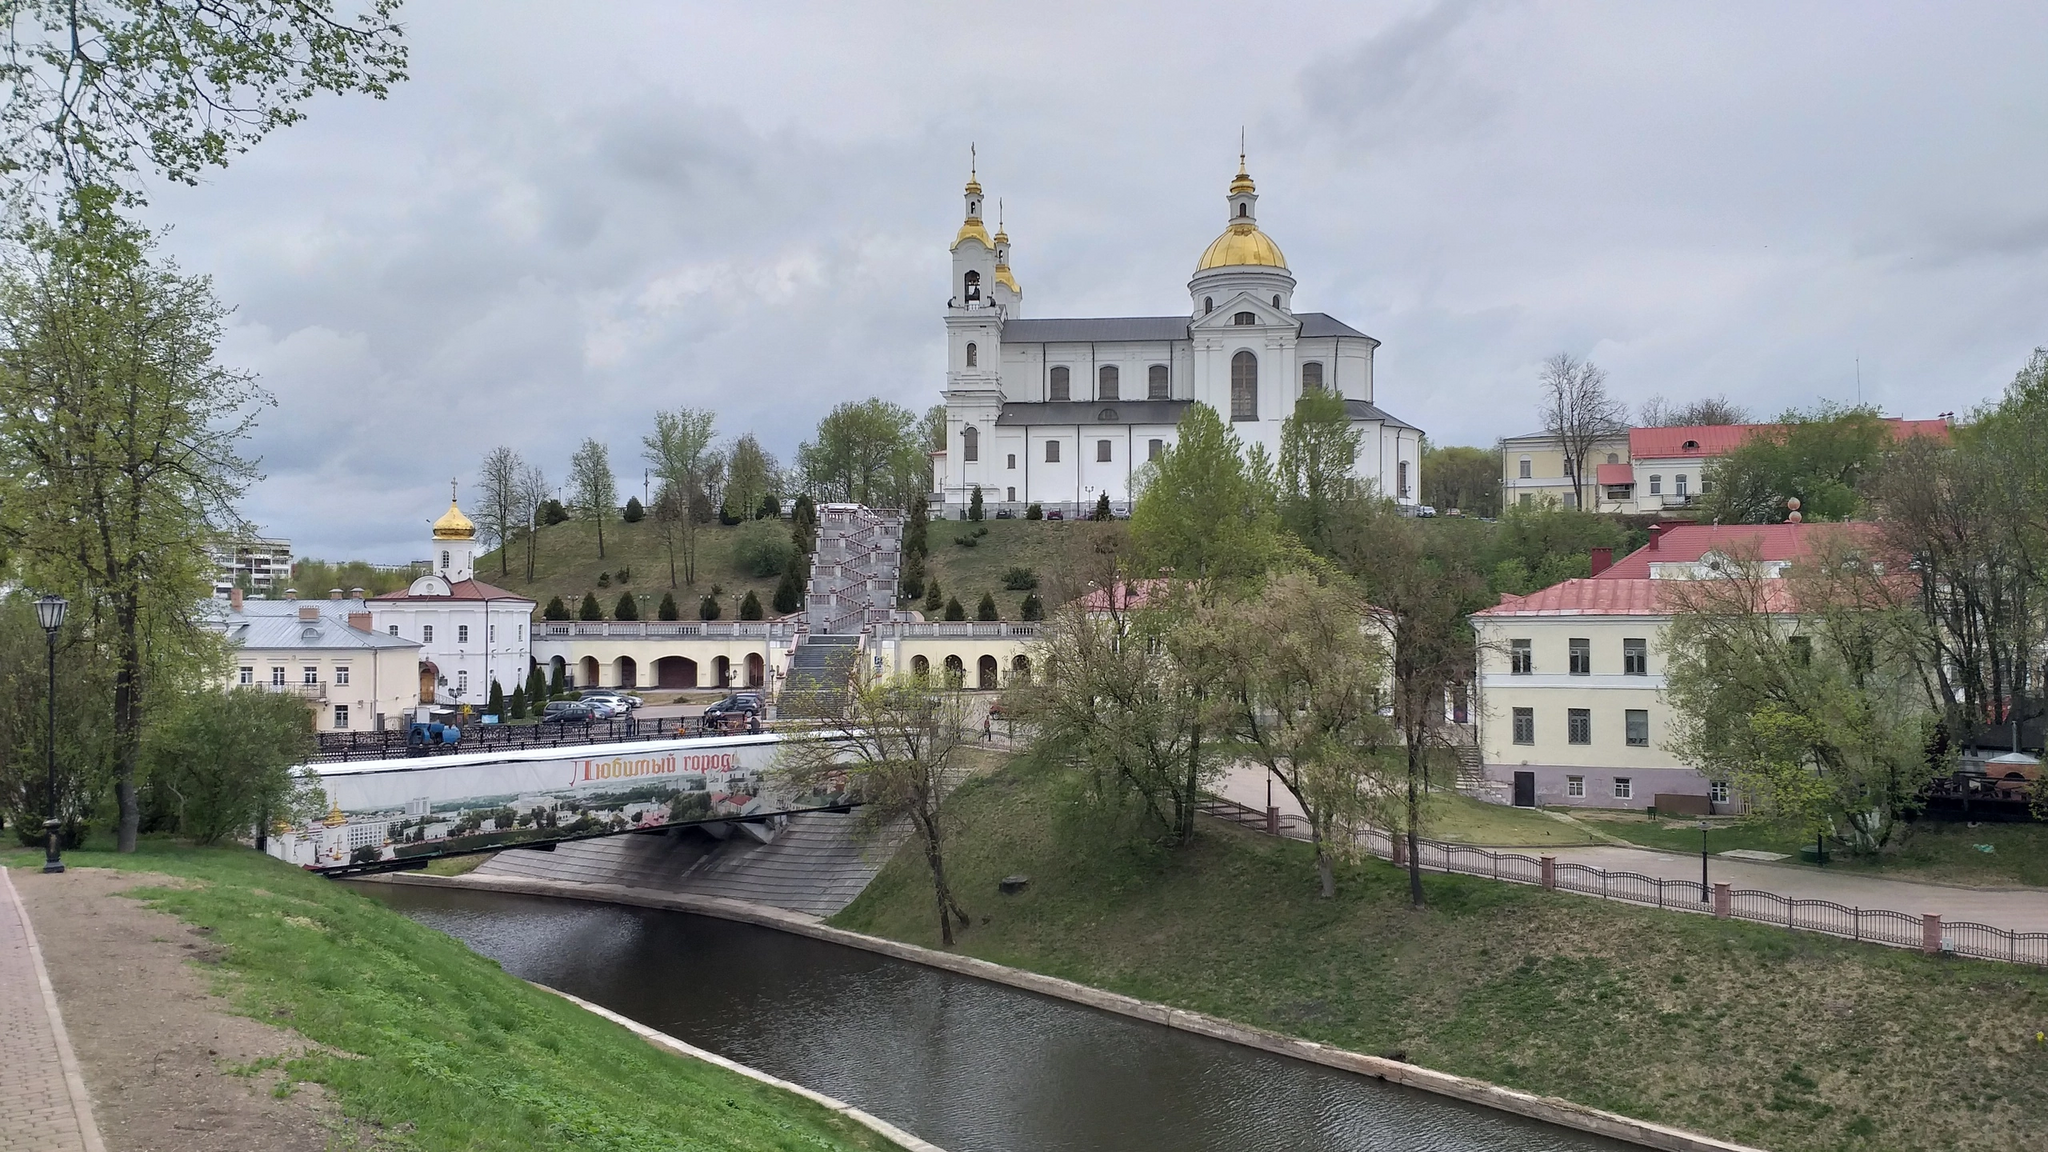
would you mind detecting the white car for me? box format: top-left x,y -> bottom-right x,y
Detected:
581,690 -> 642,711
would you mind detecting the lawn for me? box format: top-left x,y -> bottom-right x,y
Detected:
919,516 -> 1116,620
1424,792 -> 1609,847
1,838 -> 900,1152
834,758 -> 2048,1152
1578,812 -> 2048,887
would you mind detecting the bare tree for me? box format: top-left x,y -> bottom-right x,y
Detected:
644,408 -> 717,579
516,464 -> 547,582
476,446 -> 523,578
1540,353 -> 1627,510
1640,394 -> 1751,427
568,439 -> 616,560
776,674 -> 975,945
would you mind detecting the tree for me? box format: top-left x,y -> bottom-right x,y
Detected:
643,407 -> 717,584
477,446 -> 523,577
540,497 -> 570,525
698,594 -> 721,621
757,493 -> 781,520
141,688 -> 319,845
726,434 -> 776,521
968,485 -> 983,521
526,662 -> 547,704
614,592 -> 639,621
0,199 -> 260,851
568,438 -> 617,559
579,592 -> 603,621
1130,404 -> 1281,584
1700,405 -> 1895,524
508,684 -> 527,720
1538,352 -> 1626,512
776,675 -> 974,943
1025,503 -> 1042,520
622,495 -> 645,523
657,591 -> 679,621
543,596 -> 569,621
773,551 -> 806,615
1093,492 -> 1111,521
549,661 -> 565,696
1420,443 -> 1502,517
733,519 -> 795,577
1278,388 -> 1361,553
1020,593 -> 1043,621
943,596 -> 965,621
924,577 -> 943,615
797,398 -> 925,507
739,590 -> 763,620
0,0 -> 407,210
791,494 -> 818,554
976,592 -> 998,621
1640,394 -> 1751,427
516,464 -> 548,581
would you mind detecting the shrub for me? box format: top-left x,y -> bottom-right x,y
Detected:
976,592 -> 999,620
773,552 -> 805,614
597,571 -> 611,588
543,595 -> 570,620
1094,492 -> 1112,521
622,496 -> 645,523
699,595 -> 721,621
718,502 -> 741,526
508,684 -> 527,720
615,593 -> 639,620
974,524 -> 988,537
579,592 -> 603,620
969,485 -> 984,521
734,518 -> 797,577
541,498 -> 570,525
658,592 -> 679,620
953,533 -> 979,548
740,590 -> 763,620
1025,503 -> 1043,520
757,494 -> 781,520
615,566 -> 630,584
1020,592 -> 1043,621
488,680 -> 505,717
925,578 -> 943,613
1002,566 -> 1039,590
550,662 -> 565,695
943,596 -> 965,621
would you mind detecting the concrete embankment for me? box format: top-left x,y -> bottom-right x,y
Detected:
371,870 -> 1767,1152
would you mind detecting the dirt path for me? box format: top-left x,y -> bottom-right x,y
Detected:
11,867 -> 357,1152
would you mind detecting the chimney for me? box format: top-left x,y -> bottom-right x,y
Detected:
1589,547 -> 1614,576
284,588 -> 298,600
1648,525 -> 1663,551
349,587 -> 365,600
329,588 -> 344,600
298,605 -> 319,621
348,611 -> 373,633
229,586 -> 244,612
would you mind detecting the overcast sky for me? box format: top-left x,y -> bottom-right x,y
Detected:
135,1 -> 2048,561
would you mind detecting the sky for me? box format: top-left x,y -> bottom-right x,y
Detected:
131,1 -> 2048,561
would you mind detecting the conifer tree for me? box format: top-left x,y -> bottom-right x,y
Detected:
1020,592 -> 1043,621
658,591 -> 680,620
526,663 -> 547,703
579,592 -> 603,620
509,684 -> 528,720
699,595 -> 722,621
543,595 -> 570,621
615,592 -> 640,620
622,495 -> 645,522
925,577 -> 943,614
976,591 -> 999,620
1094,492 -> 1112,521
791,494 -> 819,553
549,662 -> 566,696
944,596 -> 965,621
488,680 -> 505,717
773,551 -> 806,614
968,485 -> 984,521
740,590 -> 763,619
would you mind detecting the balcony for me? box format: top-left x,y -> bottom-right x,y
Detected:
261,682 -> 326,700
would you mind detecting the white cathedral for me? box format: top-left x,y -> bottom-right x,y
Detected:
933,158 -> 1422,516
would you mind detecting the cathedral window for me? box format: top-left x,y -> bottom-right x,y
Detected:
423,625 -> 433,643
1301,361 -> 1324,392
1148,364 -> 1169,399
1098,365 -> 1119,401
1046,440 -> 1061,463
965,342 -> 977,367
1049,365 -> 1070,401
962,426 -> 978,462
1232,311 -> 1256,326
1203,297 -> 1213,314
1230,351 -> 1259,421
963,269 -> 980,301
1097,439 -> 1112,462
1398,461 -> 1411,498
1006,453 -> 1016,469
441,550 -> 450,569
1238,204 -> 1248,217
1149,439 -> 1164,461
1007,487 -> 1016,501
1273,295 -> 1281,307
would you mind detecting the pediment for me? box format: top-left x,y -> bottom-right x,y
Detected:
1190,291 -> 1298,332
407,574 -> 451,597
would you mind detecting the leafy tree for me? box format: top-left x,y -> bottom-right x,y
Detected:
976,592 -> 998,620
773,551 -> 806,615
568,438 -> 617,559
1025,503 -> 1042,520
643,406 -> 717,584
0,198 -> 258,850
487,679 -> 505,717
797,397 -> 925,507
141,689 -> 319,845
579,592 -> 603,621
1019,592 -> 1043,621
968,485 -> 984,521
1539,351 -> 1627,511
508,684 -> 527,720
657,591 -> 679,621
726,433 -> 776,521
733,519 -> 795,577
1420,442 -> 1502,517
622,495 -> 645,523
943,596 -> 965,621
924,577 -> 943,615
0,0 -> 407,210
614,593 -> 639,621
1700,405 -> 1896,524
775,675 -> 975,943
543,596 -> 570,621
1130,404 -> 1281,584
1278,388 -> 1360,552
477,446 -> 524,577
739,590 -> 763,620
698,594 -> 721,621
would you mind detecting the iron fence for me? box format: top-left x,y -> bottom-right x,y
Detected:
1196,793 -> 2048,967
309,715 -> 762,763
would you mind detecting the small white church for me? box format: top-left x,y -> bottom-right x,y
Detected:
932,158 -> 1423,516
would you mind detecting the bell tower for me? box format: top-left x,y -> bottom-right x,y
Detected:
943,147 -> 1006,513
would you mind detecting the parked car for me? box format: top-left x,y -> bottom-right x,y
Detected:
994,507 -> 1014,519
582,697 -> 626,719
582,689 -> 642,711
540,701 -> 595,724
1417,505 -> 1438,518
1045,509 -> 1065,520
704,692 -> 764,719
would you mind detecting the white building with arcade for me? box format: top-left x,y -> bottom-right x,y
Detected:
932,158 -> 1423,516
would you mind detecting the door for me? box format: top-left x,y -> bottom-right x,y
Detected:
1513,771 -> 1536,808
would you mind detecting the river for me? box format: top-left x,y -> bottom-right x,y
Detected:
364,884 -> 1641,1152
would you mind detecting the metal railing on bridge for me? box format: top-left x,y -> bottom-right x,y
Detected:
311,715 -> 767,763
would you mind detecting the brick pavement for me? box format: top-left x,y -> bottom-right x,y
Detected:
0,867 -> 105,1152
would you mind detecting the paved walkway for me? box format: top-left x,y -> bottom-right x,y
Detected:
1215,766 -> 2048,937
0,867 -> 105,1152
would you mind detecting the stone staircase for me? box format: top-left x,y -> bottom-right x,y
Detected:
779,634 -> 860,718
1453,742 -> 1509,802
776,504 -> 908,717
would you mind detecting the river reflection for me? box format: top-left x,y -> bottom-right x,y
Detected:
364,884 -> 1638,1152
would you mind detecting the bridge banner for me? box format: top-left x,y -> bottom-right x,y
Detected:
266,733 -> 845,870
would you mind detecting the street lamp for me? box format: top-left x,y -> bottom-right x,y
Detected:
1697,818 -> 1710,903
34,594 -> 67,874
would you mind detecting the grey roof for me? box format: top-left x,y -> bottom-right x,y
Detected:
995,400 -> 1193,427
202,601 -> 420,653
1000,312 -> 1374,345
1346,400 -> 1420,432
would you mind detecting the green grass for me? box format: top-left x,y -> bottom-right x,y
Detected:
2,838 -> 900,1152
834,758 -> 2048,1152
919,516 -> 1115,619
1424,793 -> 1608,847
1579,813 -> 2048,887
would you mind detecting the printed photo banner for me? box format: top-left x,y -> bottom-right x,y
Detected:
268,733 -> 846,870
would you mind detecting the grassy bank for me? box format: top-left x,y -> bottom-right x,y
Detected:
833,759 -> 2048,1152
2,839 -> 899,1152
1571,812 -> 2048,888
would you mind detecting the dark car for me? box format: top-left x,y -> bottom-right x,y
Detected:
703,693 -> 764,731
407,720 -> 461,748
540,701 -> 595,724
994,507 -> 1014,519
1045,509 -> 1065,521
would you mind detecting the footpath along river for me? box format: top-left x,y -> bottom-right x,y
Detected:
365,884 -> 1642,1152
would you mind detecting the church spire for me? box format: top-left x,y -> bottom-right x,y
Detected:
952,144 -> 991,252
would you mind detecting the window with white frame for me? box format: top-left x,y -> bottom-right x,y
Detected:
1625,709 -> 1649,747
1613,777 -> 1633,800
441,550 -> 450,569
1709,780 -> 1730,804
1649,475 -> 1662,495
1512,707 -> 1534,744
423,625 -> 433,643
388,624 -> 398,636
457,670 -> 468,696
239,666 -> 254,685
1569,638 -> 1590,675
333,704 -> 349,729
1510,639 -> 1532,675
1623,638 -> 1647,676
1518,456 -> 1532,479
489,625 -> 496,643
270,666 -> 286,686
458,625 -> 469,644
335,665 -> 350,686
302,665 -> 319,685
1148,439 -> 1164,461
1567,708 -> 1591,745
1566,776 -> 1585,798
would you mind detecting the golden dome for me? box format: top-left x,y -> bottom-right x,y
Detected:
322,805 -> 347,828
432,499 -> 476,540
995,264 -> 1019,293
952,218 -> 991,250
1196,223 -> 1288,272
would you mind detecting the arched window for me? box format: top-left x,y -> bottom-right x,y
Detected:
1233,311 -> 1257,326
1301,361 -> 1324,392
965,342 -> 977,367
911,655 -> 929,679
962,425 -> 978,462
1238,203 -> 1248,217
1148,364 -> 1169,399
1272,295 -> 1281,307
441,550 -> 450,570
1011,654 -> 1031,683
1606,452 -> 1619,464
963,269 -> 980,301
1203,296 -> 1213,314
1230,351 -> 1258,421
1098,364 -> 1119,401
1049,365 -> 1070,401
943,654 -> 965,688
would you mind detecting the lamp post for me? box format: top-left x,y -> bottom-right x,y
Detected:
35,594 -> 67,874
1698,818 -> 1710,903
